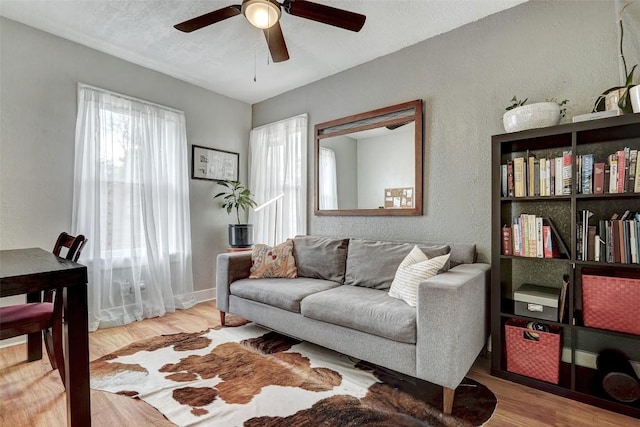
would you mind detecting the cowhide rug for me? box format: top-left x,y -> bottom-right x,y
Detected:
90,323 -> 496,426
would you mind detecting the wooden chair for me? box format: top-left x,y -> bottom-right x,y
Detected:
0,232 -> 87,385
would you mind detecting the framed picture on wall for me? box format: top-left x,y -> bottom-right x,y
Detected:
191,145 -> 239,182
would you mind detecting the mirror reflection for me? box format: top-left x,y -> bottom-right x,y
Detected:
314,100 -> 423,216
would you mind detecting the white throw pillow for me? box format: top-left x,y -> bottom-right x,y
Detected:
388,245 -> 451,307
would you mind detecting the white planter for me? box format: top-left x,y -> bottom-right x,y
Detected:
630,85 -> 640,113
503,102 -> 561,133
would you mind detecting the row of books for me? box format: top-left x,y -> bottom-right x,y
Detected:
576,148 -> 639,194
501,215 -> 568,258
577,210 -> 640,264
501,147 -> 640,197
501,151 -> 571,197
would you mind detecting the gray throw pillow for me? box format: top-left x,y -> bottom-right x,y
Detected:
344,239 -> 450,290
293,235 -> 350,284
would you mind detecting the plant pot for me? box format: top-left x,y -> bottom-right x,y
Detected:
630,85 -> 640,113
503,102 -> 561,133
604,88 -> 627,113
228,224 -> 253,248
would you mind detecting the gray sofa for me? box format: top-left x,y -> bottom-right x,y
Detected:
216,235 -> 490,414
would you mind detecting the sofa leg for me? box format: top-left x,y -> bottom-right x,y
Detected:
443,387 -> 455,415
220,311 -> 226,327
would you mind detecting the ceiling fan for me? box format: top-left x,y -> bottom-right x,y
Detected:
174,0 -> 366,63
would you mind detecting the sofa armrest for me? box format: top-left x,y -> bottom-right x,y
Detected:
415,263 -> 490,389
215,252 -> 252,313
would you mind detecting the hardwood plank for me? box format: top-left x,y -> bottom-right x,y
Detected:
0,300 -> 636,426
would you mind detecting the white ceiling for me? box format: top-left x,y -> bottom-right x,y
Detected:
0,0 -> 527,104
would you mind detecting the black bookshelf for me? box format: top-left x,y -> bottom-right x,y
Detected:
491,114 -> 640,419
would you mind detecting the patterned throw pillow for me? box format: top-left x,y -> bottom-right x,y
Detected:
250,239 -> 298,279
388,245 -> 451,306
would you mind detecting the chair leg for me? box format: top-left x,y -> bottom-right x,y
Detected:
43,329 -> 57,369
44,313 -> 65,386
443,387 -> 455,415
44,328 -> 65,386
220,311 -> 226,327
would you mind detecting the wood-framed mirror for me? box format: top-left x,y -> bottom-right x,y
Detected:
314,99 -> 423,216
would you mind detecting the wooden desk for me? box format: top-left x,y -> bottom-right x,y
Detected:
0,248 -> 90,426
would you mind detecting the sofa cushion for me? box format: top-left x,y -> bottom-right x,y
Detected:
344,239 -> 450,290
293,235 -> 349,284
230,277 -> 340,313
250,240 -> 298,279
388,247 -> 451,307
300,285 -> 416,344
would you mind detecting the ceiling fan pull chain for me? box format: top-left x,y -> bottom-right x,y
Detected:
253,42 -> 257,82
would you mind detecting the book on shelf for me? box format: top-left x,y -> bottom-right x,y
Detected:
540,158 -> 552,196
536,217 -> 544,258
576,154 -> 581,194
542,225 -> 560,258
631,220 -> 638,264
617,149 -> 626,194
581,154 -> 594,195
502,225 -> 512,256
555,157 -> 563,196
507,160 -> 514,197
636,153 -> 640,193
609,153 -> 618,193
528,152 -> 536,197
577,209 -> 594,261
549,158 -> 555,196
587,226 -> 596,261
629,150 -> 637,193
533,159 -> 541,196
594,162 -> 605,194
562,150 -> 572,195
513,157 -> 525,197
501,164 -> 507,197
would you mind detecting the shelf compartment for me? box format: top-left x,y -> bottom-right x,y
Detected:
573,365 -> 640,418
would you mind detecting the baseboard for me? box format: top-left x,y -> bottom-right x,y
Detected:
193,287 -> 216,303
0,288 -> 217,350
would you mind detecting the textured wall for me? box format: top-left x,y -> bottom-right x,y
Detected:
0,18 -> 252,294
252,1 -> 636,263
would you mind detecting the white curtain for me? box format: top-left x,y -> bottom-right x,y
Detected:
248,114 -> 307,246
72,84 -> 195,331
318,147 -> 339,209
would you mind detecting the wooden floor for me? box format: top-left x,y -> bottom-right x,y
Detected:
0,300 -> 637,427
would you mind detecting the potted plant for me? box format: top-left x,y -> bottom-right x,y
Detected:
503,96 -> 569,133
213,180 -> 257,247
593,2 -> 638,114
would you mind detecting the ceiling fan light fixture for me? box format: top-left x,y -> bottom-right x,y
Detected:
242,0 -> 281,29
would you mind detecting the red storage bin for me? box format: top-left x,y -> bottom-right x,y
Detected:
505,318 -> 561,384
582,274 -> 640,335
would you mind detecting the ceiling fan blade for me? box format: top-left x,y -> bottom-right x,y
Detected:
263,22 -> 290,63
174,5 -> 241,33
283,0 -> 366,32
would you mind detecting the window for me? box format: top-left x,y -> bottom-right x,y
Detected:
248,114 -> 308,245
73,84 -> 194,330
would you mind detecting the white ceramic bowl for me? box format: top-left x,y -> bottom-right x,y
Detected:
630,85 -> 640,113
503,102 -> 561,133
